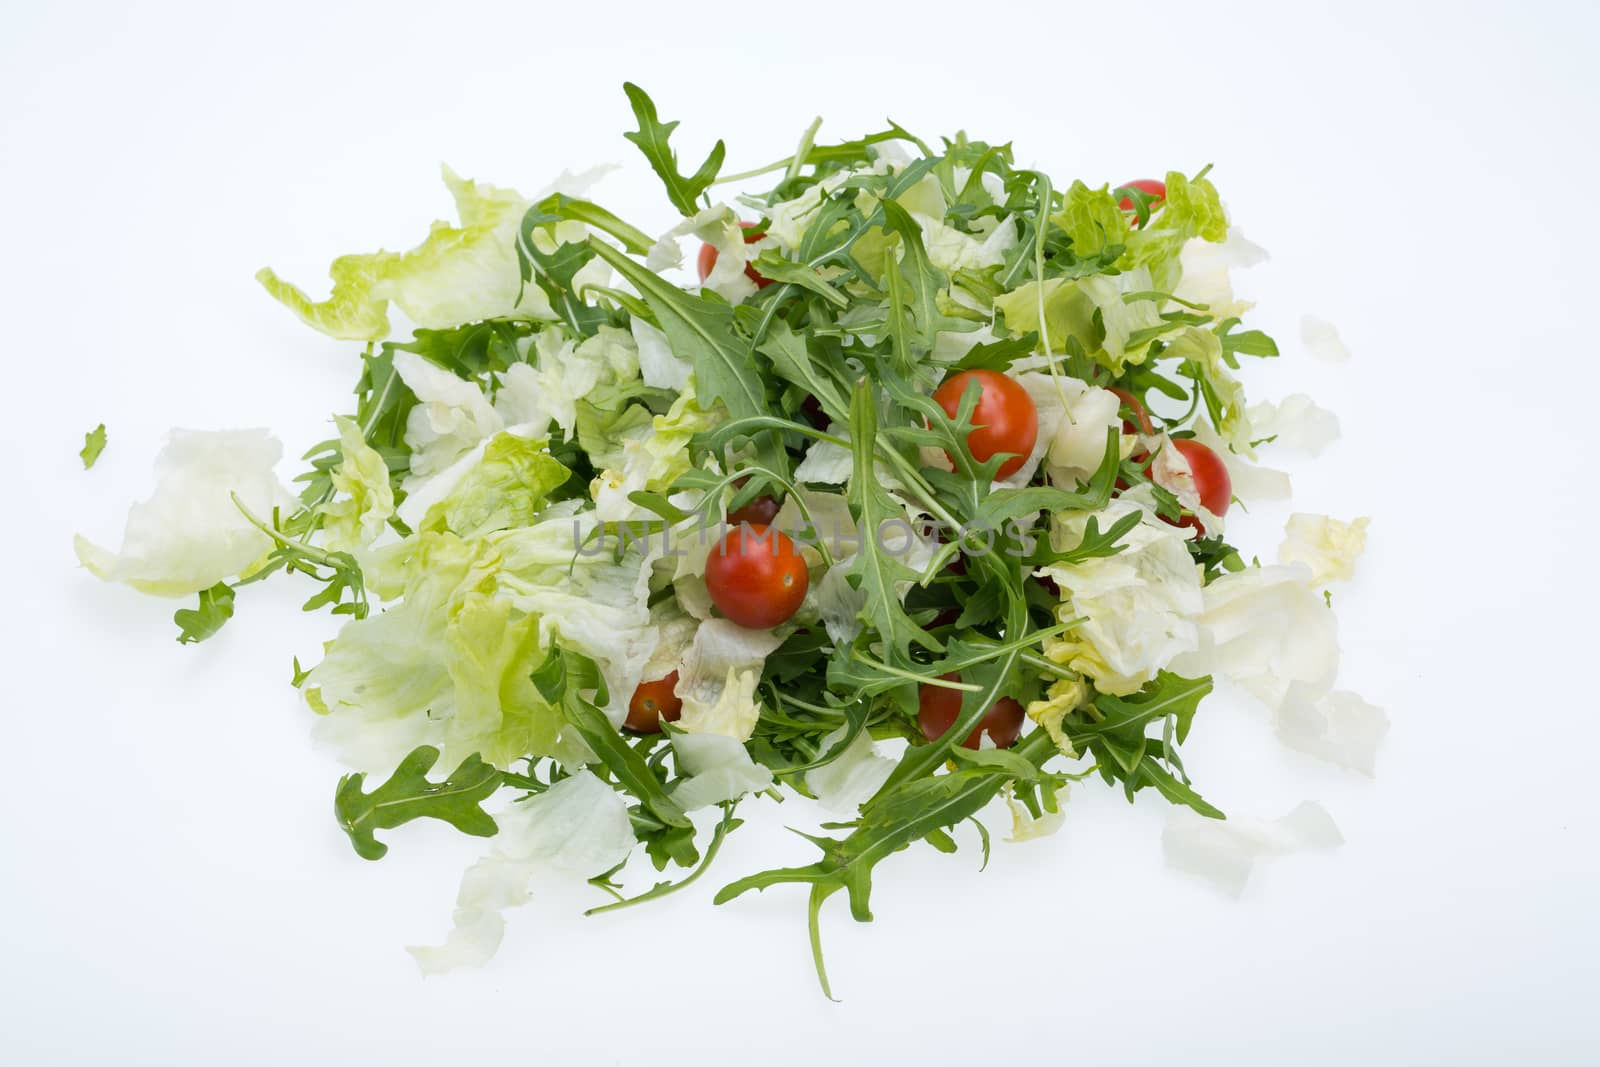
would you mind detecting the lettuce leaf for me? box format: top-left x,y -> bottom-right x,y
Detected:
256,167 -> 555,341
421,433 -> 570,539
75,429 -> 295,597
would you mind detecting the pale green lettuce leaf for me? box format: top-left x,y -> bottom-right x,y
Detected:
305,532 -> 502,770
321,416 -> 396,552
1172,229 -> 1267,320
1170,562 -> 1339,711
1247,393 -> 1340,456
256,166 -> 555,342
394,349 -> 504,478
1278,513 -> 1370,585
1166,327 -> 1253,452
1274,684 -> 1388,776
1036,490 -> 1204,696
669,732 -> 774,810
631,317 -> 692,391
490,512 -> 660,727
805,725 -> 894,814
1053,180 -> 1127,259
590,377 -> 720,522
1162,801 -> 1341,897
441,592 -> 562,769
674,619 -> 785,741
421,433 -> 570,539
75,429 -> 295,597
408,769 -> 635,974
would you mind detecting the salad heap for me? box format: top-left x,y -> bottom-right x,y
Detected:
77,85 -> 1382,994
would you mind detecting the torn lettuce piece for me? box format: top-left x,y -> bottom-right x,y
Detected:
1248,393 -> 1341,456
408,770 -> 636,974
257,167 -> 555,342
670,732 -> 774,810
1275,684 -> 1388,776
393,349 -> 505,479
1162,801 -> 1342,897
421,433 -> 570,539
75,429 -> 295,597
1172,562 -> 1339,711
1036,491 -> 1204,696
805,725 -> 894,814
1301,315 -> 1352,362
1006,784 -> 1069,842
1278,513 -> 1370,585
321,416 -> 396,552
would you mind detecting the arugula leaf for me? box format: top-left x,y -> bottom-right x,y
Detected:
879,199 -> 955,357
622,82 -> 725,217
231,494 -> 369,619
586,238 -> 787,480
334,746 -> 502,860
1071,672 -> 1223,819
716,729 -> 1057,997
756,319 -> 851,425
843,379 -> 937,662
532,647 -> 694,836
174,582 -> 235,645
79,423 -> 106,469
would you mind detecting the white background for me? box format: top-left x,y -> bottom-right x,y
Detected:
3,0 -> 1597,1063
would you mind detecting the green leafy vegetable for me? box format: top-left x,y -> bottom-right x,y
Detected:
622,82 -> 725,217
82,81 -> 1363,997
174,582 -> 235,644
80,424 -> 106,469
335,746 -> 503,860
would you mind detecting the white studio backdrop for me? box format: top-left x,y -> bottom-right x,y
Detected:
2,1 -> 1597,1063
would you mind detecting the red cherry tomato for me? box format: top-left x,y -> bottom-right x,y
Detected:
727,476 -> 781,527
1106,386 -> 1155,436
1117,178 -> 1167,215
917,674 -> 1027,750
1170,438 -> 1232,533
704,524 -> 809,629
697,221 -> 772,289
931,370 -> 1039,480
624,672 -> 682,733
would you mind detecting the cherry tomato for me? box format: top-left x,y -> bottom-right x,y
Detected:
1170,438 -> 1232,533
697,221 -> 772,289
727,475 -> 781,527
1106,386 -> 1155,436
931,369 -> 1039,480
704,524 -> 809,629
1117,178 -> 1167,215
917,674 -> 1027,750
625,672 -> 682,733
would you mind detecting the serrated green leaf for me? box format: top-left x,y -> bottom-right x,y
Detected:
622,82 -> 725,217
174,582 -> 235,645
334,746 -> 502,860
